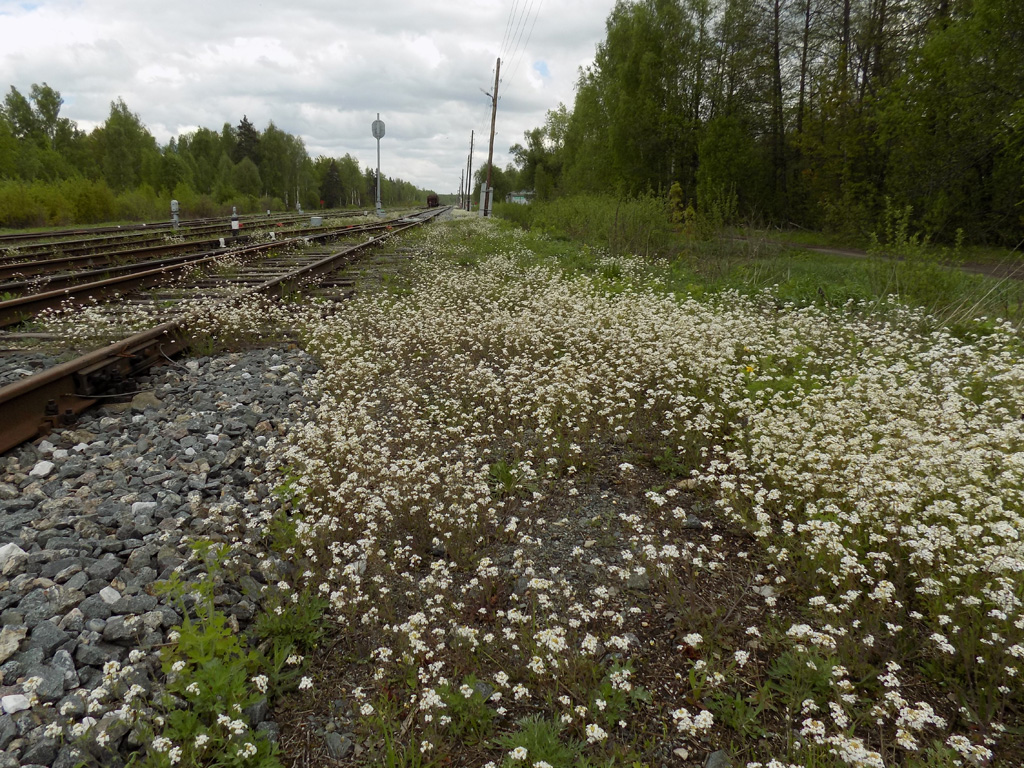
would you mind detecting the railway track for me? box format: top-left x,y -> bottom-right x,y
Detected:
0,209 -> 357,251
0,206 -> 449,454
0,212 -> 371,279
0,216 -> 407,326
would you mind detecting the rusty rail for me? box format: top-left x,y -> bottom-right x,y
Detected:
0,206 -> 448,454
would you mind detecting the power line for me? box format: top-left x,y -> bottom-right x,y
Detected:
503,0 -> 535,76
504,0 -> 544,90
499,0 -> 521,60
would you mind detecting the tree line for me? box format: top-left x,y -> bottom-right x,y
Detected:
0,84 -> 431,227
501,0 -> 1023,245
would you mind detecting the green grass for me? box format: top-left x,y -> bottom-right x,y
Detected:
496,197 -> 1024,332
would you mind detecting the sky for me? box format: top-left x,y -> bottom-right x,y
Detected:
0,0 -> 618,194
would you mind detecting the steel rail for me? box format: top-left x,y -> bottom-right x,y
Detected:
0,219 -> 398,288
0,214 -> 319,263
0,219 -> 402,327
0,209 -> 365,247
0,206 -> 448,454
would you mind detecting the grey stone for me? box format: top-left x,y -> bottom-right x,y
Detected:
91,712 -> 131,753
109,594 -> 157,615
75,641 -> 118,667
238,574 -> 262,600
256,720 -> 280,743
53,745 -> 91,768
705,750 -> 732,768
0,545 -> 26,571
324,731 -> 353,760
0,627 -> 26,665
125,546 -> 155,571
53,562 -> 84,584
57,608 -> 85,633
22,737 -> 59,765
14,647 -> 44,668
101,616 -> 140,643
23,663 -> 65,701
55,692 -> 86,718
626,570 -> 651,590
62,571 -> 89,592
40,557 -> 80,580
29,461 -> 55,479
0,694 -> 30,714
77,595 -> 112,621
52,649 -> 79,689
130,501 -> 158,516
124,567 -> 158,589
43,536 -> 80,551
28,620 -> 68,656
228,599 -> 255,621
0,660 -> 20,685
0,715 -> 15,749
155,546 -> 183,572
243,697 -> 269,726
98,587 -> 121,605
47,585 -> 85,615
473,680 -> 495,701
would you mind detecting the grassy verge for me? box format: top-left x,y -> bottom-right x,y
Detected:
497,195 -> 1024,334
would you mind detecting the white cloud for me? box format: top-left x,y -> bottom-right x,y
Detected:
0,0 -> 615,191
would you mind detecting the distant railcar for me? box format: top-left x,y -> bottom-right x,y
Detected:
426,194 -> 439,208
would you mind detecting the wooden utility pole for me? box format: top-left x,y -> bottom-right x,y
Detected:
484,58 -> 501,217
466,131 -> 475,211
459,170 -> 464,209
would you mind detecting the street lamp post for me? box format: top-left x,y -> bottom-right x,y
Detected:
372,113 -> 385,216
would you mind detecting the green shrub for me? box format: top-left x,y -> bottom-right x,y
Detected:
497,193 -> 673,259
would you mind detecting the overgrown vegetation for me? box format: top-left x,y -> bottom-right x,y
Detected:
499,193 -> 1024,332
258,216 -> 1021,765
42,214 -> 1023,767
494,193 -> 674,258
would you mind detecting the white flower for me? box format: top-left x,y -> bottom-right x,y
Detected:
236,742 -> 258,759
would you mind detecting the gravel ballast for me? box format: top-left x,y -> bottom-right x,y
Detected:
0,345 -> 314,767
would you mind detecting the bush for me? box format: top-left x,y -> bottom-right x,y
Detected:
115,183 -> 163,222
67,178 -> 117,223
496,193 -> 674,258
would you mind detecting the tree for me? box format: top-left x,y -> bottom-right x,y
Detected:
473,162 -> 514,205
90,98 -> 160,192
177,127 -> 226,194
1,86 -> 41,144
259,121 -> 309,205
509,104 -> 571,201
232,156 -> 262,198
233,115 -> 260,165
30,83 -> 66,150
319,159 -> 344,208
